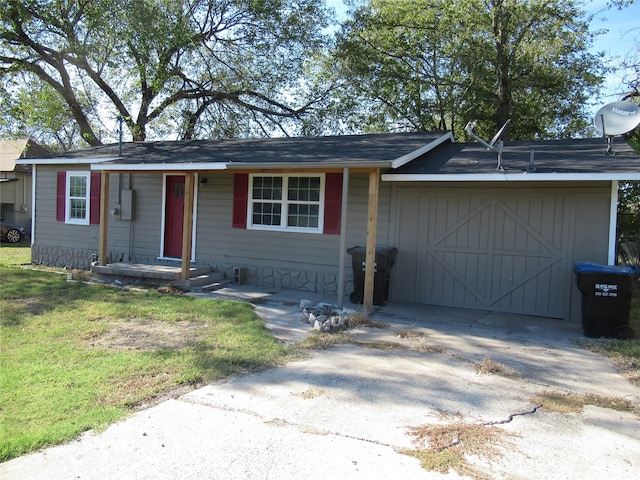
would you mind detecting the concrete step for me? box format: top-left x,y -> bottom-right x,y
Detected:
188,271 -> 225,287
173,271 -> 226,290
200,279 -> 233,292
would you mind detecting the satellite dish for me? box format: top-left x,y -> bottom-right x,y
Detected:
593,101 -> 640,154
465,119 -> 511,170
489,119 -> 511,147
594,101 -> 640,136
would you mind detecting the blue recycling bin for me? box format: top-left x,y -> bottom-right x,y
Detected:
574,262 -> 638,339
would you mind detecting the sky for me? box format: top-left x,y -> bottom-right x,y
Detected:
586,1 -> 639,104
325,0 -> 640,116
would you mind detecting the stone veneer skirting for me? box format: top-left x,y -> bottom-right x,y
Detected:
31,244 -> 349,295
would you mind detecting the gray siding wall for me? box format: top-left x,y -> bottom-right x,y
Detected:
32,166 -> 165,268
32,168 -> 393,294
33,165 -> 99,268
194,172 -> 392,293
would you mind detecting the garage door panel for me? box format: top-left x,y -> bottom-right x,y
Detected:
426,251 -> 488,307
417,192 -> 567,317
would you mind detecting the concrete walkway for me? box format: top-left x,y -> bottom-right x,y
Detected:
2,287 -> 639,479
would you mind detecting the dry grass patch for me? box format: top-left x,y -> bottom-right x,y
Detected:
531,390 -> 637,414
295,332 -> 353,349
576,339 -> 640,386
395,329 -> 428,339
415,343 -> 447,354
475,356 -> 520,379
293,388 -> 325,399
354,340 -> 409,350
88,318 -> 210,350
347,311 -> 388,329
400,422 -> 511,479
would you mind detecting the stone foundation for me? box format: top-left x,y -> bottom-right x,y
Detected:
31,244 -> 97,270
31,244 -> 352,295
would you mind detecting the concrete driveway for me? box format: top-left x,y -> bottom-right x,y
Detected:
2,287 -> 639,479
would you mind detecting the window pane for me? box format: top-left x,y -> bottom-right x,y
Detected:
288,203 -> 319,228
253,176 -> 282,200
252,202 -> 281,226
288,176 -> 320,203
69,176 -> 87,197
69,199 -> 87,219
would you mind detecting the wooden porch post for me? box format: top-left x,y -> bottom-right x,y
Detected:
363,169 -> 380,314
98,171 -> 109,266
337,167 -> 349,308
181,172 -> 195,280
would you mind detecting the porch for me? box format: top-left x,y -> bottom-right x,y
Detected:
91,262 -> 230,292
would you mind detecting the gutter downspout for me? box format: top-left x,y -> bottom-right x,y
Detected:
337,168 -> 349,308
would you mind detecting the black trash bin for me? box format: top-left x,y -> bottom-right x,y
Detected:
347,246 -> 397,305
574,262 -> 638,339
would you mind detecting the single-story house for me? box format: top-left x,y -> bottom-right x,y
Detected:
17,132 -> 640,322
0,139 -> 49,233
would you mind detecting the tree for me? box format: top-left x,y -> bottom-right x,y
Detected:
331,0 -> 605,140
0,0 -> 331,146
0,75 -> 86,151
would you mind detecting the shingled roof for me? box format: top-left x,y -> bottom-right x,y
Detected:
383,137 -> 640,181
19,132 -> 450,170
14,133 -> 640,181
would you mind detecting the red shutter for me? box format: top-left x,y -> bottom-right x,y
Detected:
232,173 -> 249,228
56,172 -> 66,222
90,172 -> 101,225
323,172 -> 343,234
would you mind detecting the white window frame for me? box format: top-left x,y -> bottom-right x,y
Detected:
247,173 -> 325,233
66,171 -> 91,225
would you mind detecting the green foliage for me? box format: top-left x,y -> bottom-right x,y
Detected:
0,259 -> 290,461
618,181 -> 640,240
330,0 -> 605,139
0,0 -> 332,146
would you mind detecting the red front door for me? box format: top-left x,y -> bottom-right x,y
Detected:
164,175 -> 185,258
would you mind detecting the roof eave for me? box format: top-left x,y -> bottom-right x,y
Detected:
382,172 -> 640,182
16,157 -> 117,165
91,162 -> 228,171
390,132 -> 456,169
226,160 -> 393,170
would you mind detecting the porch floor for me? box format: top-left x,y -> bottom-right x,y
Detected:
90,262 -> 222,290
92,262 -> 202,280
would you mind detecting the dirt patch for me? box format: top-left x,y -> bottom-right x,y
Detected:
89,319 -> 209,350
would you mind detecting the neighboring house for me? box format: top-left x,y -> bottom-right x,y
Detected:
0,139 -> 49,233
16,132 -> 640,323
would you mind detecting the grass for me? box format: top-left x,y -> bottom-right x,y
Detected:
0,246 -> 290,462
577,284 -> 640,386
475,356 -> 520,379
400,421 -> 509,479
530,390 -> 637,414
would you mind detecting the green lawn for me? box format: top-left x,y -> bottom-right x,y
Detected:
0,246 -> 290,462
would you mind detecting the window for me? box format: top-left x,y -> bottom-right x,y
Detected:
66,172 -> 90,224
248,174 -> 324,233
57,171 -> 101,225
